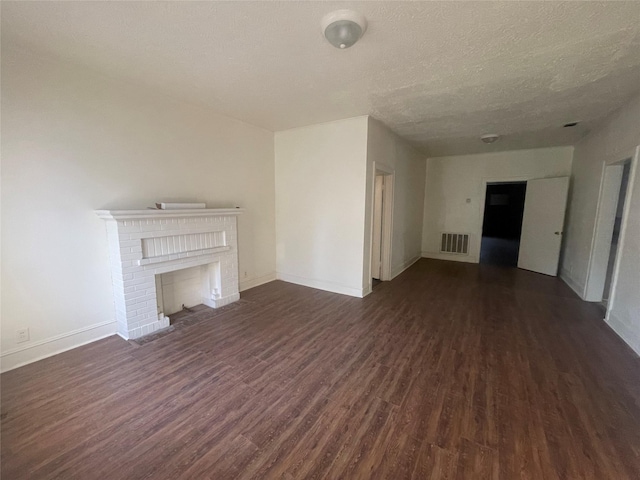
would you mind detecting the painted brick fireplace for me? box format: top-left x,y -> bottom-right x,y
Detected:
96,208 -> 242,339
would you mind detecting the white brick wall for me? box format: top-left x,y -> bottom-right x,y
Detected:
96,209 -> 242,339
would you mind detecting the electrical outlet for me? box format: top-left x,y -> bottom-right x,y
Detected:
16,328 -> 29,344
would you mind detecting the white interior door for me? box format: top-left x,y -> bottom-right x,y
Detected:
518,176 -> 569,276
371,175 -> 384,279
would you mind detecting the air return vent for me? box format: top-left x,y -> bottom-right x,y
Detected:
440,233 -> 469,255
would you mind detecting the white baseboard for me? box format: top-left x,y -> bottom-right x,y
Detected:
391,255 -> 421,279
606,310 -> 640,356
1,320 -> 117,373
276,272 -> 365,298
559,268 -> 586,299
421,251 -> 478,264
239,272 -> 277,292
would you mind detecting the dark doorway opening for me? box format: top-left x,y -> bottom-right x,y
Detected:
480,182 -> 527,267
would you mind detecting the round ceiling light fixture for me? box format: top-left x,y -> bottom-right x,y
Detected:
480,134 -> 500,144
321,10 -> 367,49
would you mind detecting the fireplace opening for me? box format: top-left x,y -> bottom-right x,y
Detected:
155,262 -> 222,324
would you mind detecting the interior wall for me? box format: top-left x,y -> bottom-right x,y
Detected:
1,47 -> 276,371
561,94 -> 640,354
421,147 -> 573,263
274,117 -> 369,297
364,118 -> 426,291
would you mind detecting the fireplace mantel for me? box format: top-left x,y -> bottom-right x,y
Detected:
97,207 -> 243,340
96,208 -> 243,221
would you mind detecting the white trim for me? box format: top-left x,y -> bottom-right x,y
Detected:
391,255 -> 421,279
1,321 -> 117,373
276,272 -> 366,298
559,268 -> 586,299
239,272 -> 277,292
606,310 -> 640,356
421,251 -> 479,264
381,173 -> 394,281
377,165 -> 394,282
95,208 -> 243,220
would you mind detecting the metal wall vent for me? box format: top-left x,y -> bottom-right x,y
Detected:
440,233 -> 469,255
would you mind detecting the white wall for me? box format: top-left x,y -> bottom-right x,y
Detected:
1,47 -> 276,371
561,94 -> 640,354
274,117 -> 369,297
364,118 -> 426,291
421,147 -> 573,263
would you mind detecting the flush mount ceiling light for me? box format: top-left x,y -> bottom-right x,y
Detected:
321,10 -> 367,49
481,134 -> 500,144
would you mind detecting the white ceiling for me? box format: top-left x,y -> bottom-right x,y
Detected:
2,1 -> 640,156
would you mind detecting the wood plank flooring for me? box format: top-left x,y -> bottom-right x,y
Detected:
2,259 -> 640,479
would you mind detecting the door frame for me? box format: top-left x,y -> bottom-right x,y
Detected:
584,145 -> 639,315
368,162 -> 394,286
371,175 -> 385,280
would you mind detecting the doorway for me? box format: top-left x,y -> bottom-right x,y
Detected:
372,174 -> 384,281
602,161 -> 631,306
480,182 -> 527,267
370,165 -> 394,286
584,149 -> 637,305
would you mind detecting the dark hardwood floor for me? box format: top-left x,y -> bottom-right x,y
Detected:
2,259 -> 640,479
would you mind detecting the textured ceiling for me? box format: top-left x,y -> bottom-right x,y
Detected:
2,1 -> 640,156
